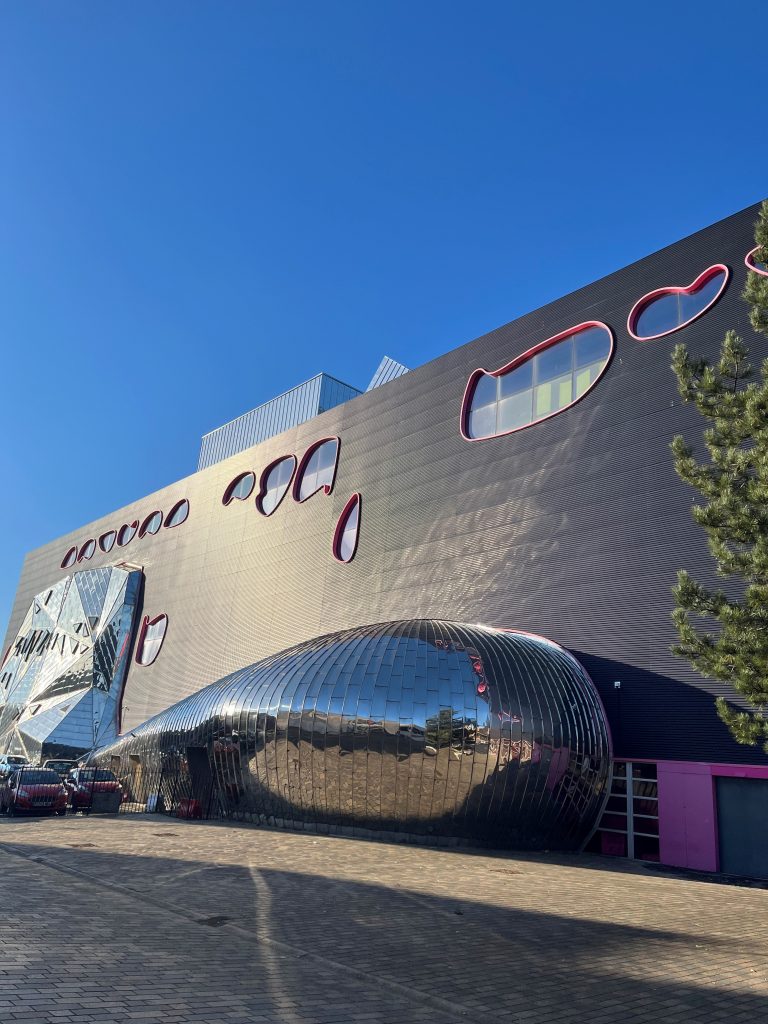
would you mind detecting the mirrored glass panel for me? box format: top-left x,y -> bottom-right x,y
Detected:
139,511 -> 163,538
135,614 -> 168,667
61,547 -> 77,569
77,540 -> 96,563
295,439 -> 339,502
117,521 -> 138,547
165,499 -> 189,529
629,265 -> 729,340
464,324 -> 613,439
223,472 -> 255,506
99,531 -> 116,553
257,456 -> 296,516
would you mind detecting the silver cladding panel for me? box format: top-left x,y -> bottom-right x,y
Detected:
92,621 -> 611,848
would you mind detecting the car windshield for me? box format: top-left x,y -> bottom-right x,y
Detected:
6,757 -> 27,764
15,770 -> 61,785
78,770 -> 116,782
45,761 -> 74,772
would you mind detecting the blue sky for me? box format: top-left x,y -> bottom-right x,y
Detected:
1,2 -> 766,631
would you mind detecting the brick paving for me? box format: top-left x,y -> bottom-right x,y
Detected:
0,816 -> 766,1023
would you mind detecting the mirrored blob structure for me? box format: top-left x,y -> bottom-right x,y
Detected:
0,567 -> 142,762
92,620 -> 611,849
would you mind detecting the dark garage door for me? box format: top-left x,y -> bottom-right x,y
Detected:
716,776 -> 768,879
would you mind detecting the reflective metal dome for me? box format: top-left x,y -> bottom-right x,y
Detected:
93,620 -> 611,848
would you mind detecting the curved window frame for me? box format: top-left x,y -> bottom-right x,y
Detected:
745,246 -> 768,278
256,455 -> 297,516
627,264 -> 730,342
460,321 -> 615,442
292,437 -> 340,503
332,493 -> 361,563
164,498 -> 189,529
117,520 -> 139,547
135,613 -> 169,667
138,510 -> 163,538
77,539 -> 96,563
61,546 -> 77,569
222,471 -> 256,506
99,530 -> 117,553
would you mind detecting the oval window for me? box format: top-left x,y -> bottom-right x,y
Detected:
256,456 -> 296,516
223,472 -> 255,506
293,438 -> 339,503
746,246 -> 768,278
462,322 -> 614,441
139,510 -> 163,538
135,613 -> 168,667
165,499 -> 189,529
117,521 -> 139,547
333,494 -> 361,563
628,264 -> 729,341
61,547 -> 77,569
99,530 -> 117,553
77,539 -> 96,562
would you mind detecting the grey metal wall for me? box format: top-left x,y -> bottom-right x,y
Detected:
197,372 -> 361,470
5,203 -> 766,766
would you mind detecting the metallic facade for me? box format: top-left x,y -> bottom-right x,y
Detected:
92,621 -> 611,847
0,567 -> 142,762
198,372 -> 361,470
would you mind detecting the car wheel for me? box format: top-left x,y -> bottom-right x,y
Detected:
56,808 -> 66,817
6,804 -> 15,817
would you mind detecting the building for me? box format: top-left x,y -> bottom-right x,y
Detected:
2,203 -> 768,874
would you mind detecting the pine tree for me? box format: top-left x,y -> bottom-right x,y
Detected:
670,200 -> 768,750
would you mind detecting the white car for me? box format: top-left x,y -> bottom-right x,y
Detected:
0,754 -> 30,778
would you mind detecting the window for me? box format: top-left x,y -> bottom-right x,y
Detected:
77,539 -> 96,562
462,323 -> 613,440
293,438 -> 339,502
585,761 -> 659,862
628,264 -> 729,341
99,530 -> 116,553
257,456 -> 296,516
135,613 -> 168,666
61,547 -> 77,569
139,511 -> 163,538
746,246 -> 768,278
165,498 -> 189,529
222,472 -> 256,506
117,521 -> 138,547
333,494 -> 361,563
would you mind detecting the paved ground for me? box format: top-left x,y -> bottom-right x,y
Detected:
0,816 -> 766,1024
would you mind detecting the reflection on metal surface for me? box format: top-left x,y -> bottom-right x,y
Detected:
93,620 -> 611,848
0,567 -> 142,762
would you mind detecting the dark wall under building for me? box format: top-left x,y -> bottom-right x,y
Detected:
4,202 -> 766,766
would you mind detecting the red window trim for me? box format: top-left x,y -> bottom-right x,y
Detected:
134,613 -> 169,667
222,471 -> 256,506
292,437 -> 340,503
626,264 -> 730,341
117,520 -> 139,547
745,246 -> 768,278
255,455 -> 296,516
164,498 -> 189,529
98,530 -> 117,553
332,493 -> 361,563
77,539 -> 96,563
460,321 -> 614,442
138,510 -> 164,538
61,546 -> 77,569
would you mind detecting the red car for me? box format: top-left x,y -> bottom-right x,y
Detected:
1,767 -> 68,816
65,768 -> 124,811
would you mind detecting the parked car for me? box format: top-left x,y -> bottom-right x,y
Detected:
42,759 -> 77,778
0,767 -> 68,816
0,754 -> 29,779
65,768 -> 124,811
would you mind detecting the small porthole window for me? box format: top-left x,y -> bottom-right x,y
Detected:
117,521 -> 139,547
257,456 -> 296,516
99,530 -> 117,553
223,472 -> 255,506
294,438 -> 339,503
77,539 -> 96,563
165,499 -> 189,529
333,494 -> 361,563
135,614 -> 168,666
139,510 -> 163,538
627,264 -> 729,341
61,547 -> 77,569
746,246 -> 768,278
